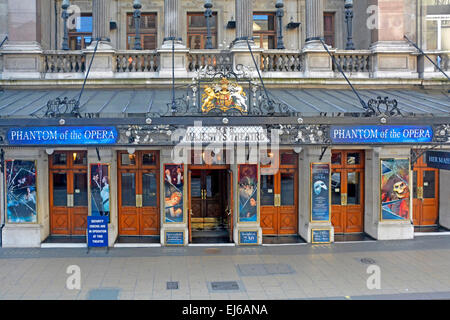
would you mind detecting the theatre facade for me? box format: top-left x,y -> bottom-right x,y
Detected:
0,0 -> 449,247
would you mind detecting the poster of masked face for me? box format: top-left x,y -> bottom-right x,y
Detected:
90,164 -> 110,223
5,160 -> 37,223
311,163 -> 330,222
238,164 -> 258,223
164,164 -> 184,223
381,158 -> 410,220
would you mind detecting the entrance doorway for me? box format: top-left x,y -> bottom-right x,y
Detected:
188,167 -> 233,243
49,151 -> 88,235
331,150 -> 365,234
260,151 -> 298,235
413,152 -> 439,227
118,151 -> 160,236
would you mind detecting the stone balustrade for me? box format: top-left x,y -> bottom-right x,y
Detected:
332,50 -> 371,75
115,51 -> 160,72
260,51 -> 304,72
1,48 -> 449,82
43,51 -> 86,73
187,50 -> 233,72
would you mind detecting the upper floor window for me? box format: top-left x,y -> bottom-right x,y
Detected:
253,13 -> 276,49
187,12 -> 217,49
423,0 -> 450,50
127,13 -> 157,50
324,12 -> 335,48
68,14 -> 92,50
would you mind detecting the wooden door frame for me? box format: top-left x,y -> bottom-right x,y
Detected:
331,150 -> 365,234
49,151 -> 88,236
187,164 -> 231,241
117,150 -> 160,236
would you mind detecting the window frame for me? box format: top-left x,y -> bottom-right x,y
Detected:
252,12 -> 277,50
187,12 -> 218,49
126,12 -> 158,50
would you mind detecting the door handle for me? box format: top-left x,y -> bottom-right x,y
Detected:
67,194 -> 74,207
274,194 -> 281,207
190,209 -> 193,216
136,194 -> 143,208
341,193 -> 347,206
417,187 -> 423,200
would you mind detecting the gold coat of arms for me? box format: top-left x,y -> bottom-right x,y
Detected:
201,78 -> 248,114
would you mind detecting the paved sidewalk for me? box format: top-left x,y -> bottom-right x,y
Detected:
0,235 -> 449,300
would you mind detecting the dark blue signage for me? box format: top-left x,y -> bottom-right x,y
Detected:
87,217 -> 108,248
311,163 -> 330,222
312,229 -> 330,244
330,125 -> 433,144
165,231 -> 184,245
7,126 -> 118,145
239,231 -> 258,245
426,151 -> 450,170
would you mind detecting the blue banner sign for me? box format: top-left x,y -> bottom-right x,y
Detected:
7,126 -> 118,145
311,229 -> 331,244
426,151 -> 450,170
165,231 -> 184,246
87,217 -> 108,248
311,163 -> 330,222
239,231 -> 258,245
330,125 -> 433,144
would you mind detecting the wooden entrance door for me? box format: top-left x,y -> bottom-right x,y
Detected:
50,151 -> 88,235
331,150 -> 365,234
260,150 -> 298,235
413,153 -> 439,226
118,151 -> 160,235
190,170 -> 227,230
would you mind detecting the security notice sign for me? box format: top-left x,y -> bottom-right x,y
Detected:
87,216 -> 108,248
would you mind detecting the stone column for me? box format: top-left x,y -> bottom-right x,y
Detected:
162,0 -> 183,47
233,0 -> 253,47
90,0 -> 111,48
304,0 -> 324,48
1,0 -> 43,79
369,0 -> 417,78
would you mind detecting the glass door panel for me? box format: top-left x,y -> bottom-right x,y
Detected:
347,171 -> 360,205
121,173 -> 136,207
260,174 -> 275,206
423,170 -> 436,199
331,172 -> 341,205
142,172 -> 157,207
280,171 -> 294,206
53,172 -> 67,207
73,173 -> 88,207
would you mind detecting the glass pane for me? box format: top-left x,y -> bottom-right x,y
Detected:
281,172 -> 295,206
253,14 -> 269,31
347,172 -> 360,205
262,35 -> 269,50
426,20 -> 438,50
413,170 -> 418,199
52,153 -> 67,166
331,152 -> 341,165
331,172 -> 341,205
121,153 -> 136,166
442,20 -> 450,51
189,14 -> 207,28
142,172 -> 157,207
53,173 -> 67,206
205,172 -> 219,198
281,152 -> 296,165
423,171 -> 436,199
347,152 -> 361,165
72,152 -> 87,166
72,16 -> 92,33
260,174 -> 274,206
73,173 -> 87,206
191,176 -> 202,198
267,35 -> 275,49
121,173 -> 136,207
142,152 -> 156,166
84,36 -> 92,47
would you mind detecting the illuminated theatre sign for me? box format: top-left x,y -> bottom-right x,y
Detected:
7,126 -> 119,145
330,125 -> 433,144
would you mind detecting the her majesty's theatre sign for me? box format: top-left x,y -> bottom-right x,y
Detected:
7,127 -> 118,145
